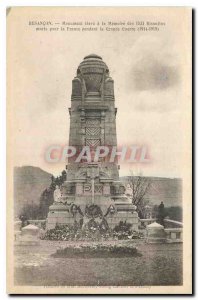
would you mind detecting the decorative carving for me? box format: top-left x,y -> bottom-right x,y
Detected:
85,119 -> 101,147
86,127 -> 100,137
104,204 -> 117,217
70,203 -> 84,217
99,169 -> 110,178
86,119 -> 100,127
84,183 -> 91,193
86,139 -> 100,147
83,183 -> 103,195
75,169 -> 87,180
95,185 -> 103,193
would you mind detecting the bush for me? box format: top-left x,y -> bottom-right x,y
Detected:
52,243 -> 142,258
42,221 -> 143,242
113,221 -> 144,240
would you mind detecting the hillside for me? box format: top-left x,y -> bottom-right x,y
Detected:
13,166 -> 183,218
14,166 -> 52,216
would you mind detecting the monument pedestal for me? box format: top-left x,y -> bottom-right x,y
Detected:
47,204 -> 74,230
47,196 -> 139,231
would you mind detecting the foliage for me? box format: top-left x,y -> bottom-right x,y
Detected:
19,170 -> 67,220
152,205 -> 182,222
20,203 -> 41,220
126,171 -> 152,216
42,223 -> 110,242
39,170 -> 67,218
52,243 -> 142,258
113,221 -> 132,240
42,221 -> 144,242
113,221 -> 144,240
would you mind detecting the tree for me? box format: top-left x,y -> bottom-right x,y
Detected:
39,188 -> 54,218
61,170 -> 67,181
39,169 -> 67,218
20,203 -> 40,220
157,201 -> 165,225
126,171 -> 151,217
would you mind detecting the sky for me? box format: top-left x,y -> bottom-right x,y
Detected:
7,7 -> 191,178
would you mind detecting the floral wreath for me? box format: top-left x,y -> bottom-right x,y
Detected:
85,204 -> 103,219
70,203 -> 84,216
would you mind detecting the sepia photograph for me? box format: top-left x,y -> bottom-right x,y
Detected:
6,6 -> 192,294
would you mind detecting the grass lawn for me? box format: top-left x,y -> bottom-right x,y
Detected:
14,240 -> 182,286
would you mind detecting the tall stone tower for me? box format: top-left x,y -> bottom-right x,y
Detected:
67,53 -> 118,181
47,54 -> 138,230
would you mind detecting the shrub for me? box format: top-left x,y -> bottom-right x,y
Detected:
52,243 -> 142,258
42,221 -> 144,241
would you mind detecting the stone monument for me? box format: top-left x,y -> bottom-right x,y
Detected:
47,54 -> 138,230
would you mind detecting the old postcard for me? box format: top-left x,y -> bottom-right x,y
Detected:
7,7 -> 192,294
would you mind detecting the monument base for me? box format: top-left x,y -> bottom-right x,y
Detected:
46,202 -> 139,231
47,212 -> 74,230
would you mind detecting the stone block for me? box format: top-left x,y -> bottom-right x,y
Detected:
17,224 -> 40,245
146,222 -> 166,243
